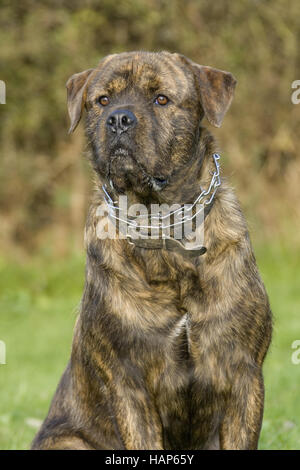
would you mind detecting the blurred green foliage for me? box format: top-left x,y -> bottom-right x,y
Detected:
0,0 -> 299,254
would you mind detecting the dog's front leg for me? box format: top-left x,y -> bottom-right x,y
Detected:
187,241 -> 271,450
80,239 -> 166,450
219,366 -> 264,450
112,385 -> 163,450
189,312 -> 266,450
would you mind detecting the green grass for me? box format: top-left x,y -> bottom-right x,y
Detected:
0,243 -> 299,450
255,243 -> 300,450
0,254 -> 84,449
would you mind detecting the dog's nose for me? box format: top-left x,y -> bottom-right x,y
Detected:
106,109 -> 137,134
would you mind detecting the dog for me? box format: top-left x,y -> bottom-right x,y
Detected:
31,51 -> 272,450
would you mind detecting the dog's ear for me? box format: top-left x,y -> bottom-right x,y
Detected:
192,64 -> 237,127
66,68 -> 95,133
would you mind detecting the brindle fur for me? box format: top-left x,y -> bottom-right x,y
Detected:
31,51 -> 272,450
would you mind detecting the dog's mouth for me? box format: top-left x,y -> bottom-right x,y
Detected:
150,176 -> 168,191
108,146 -> 168,193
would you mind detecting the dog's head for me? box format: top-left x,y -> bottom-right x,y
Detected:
66,51 -> 236,196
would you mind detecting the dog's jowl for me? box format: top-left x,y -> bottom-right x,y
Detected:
31,51 -> 272,450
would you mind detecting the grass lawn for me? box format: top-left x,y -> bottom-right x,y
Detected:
0,242 -> 299,450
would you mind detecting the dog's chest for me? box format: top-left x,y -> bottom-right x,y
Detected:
143,251 -> 198,351
142,254 -> 203,441
154,309 -> 195,449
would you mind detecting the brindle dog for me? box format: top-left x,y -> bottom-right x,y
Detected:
32,51 -> 272,450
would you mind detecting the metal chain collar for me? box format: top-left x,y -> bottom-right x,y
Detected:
102,153 -> 221,231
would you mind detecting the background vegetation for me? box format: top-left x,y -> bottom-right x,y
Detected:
0,0 -> 299,450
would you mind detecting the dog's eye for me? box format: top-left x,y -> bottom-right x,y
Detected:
154,95 -> 169,106
98,96 -> 110,106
